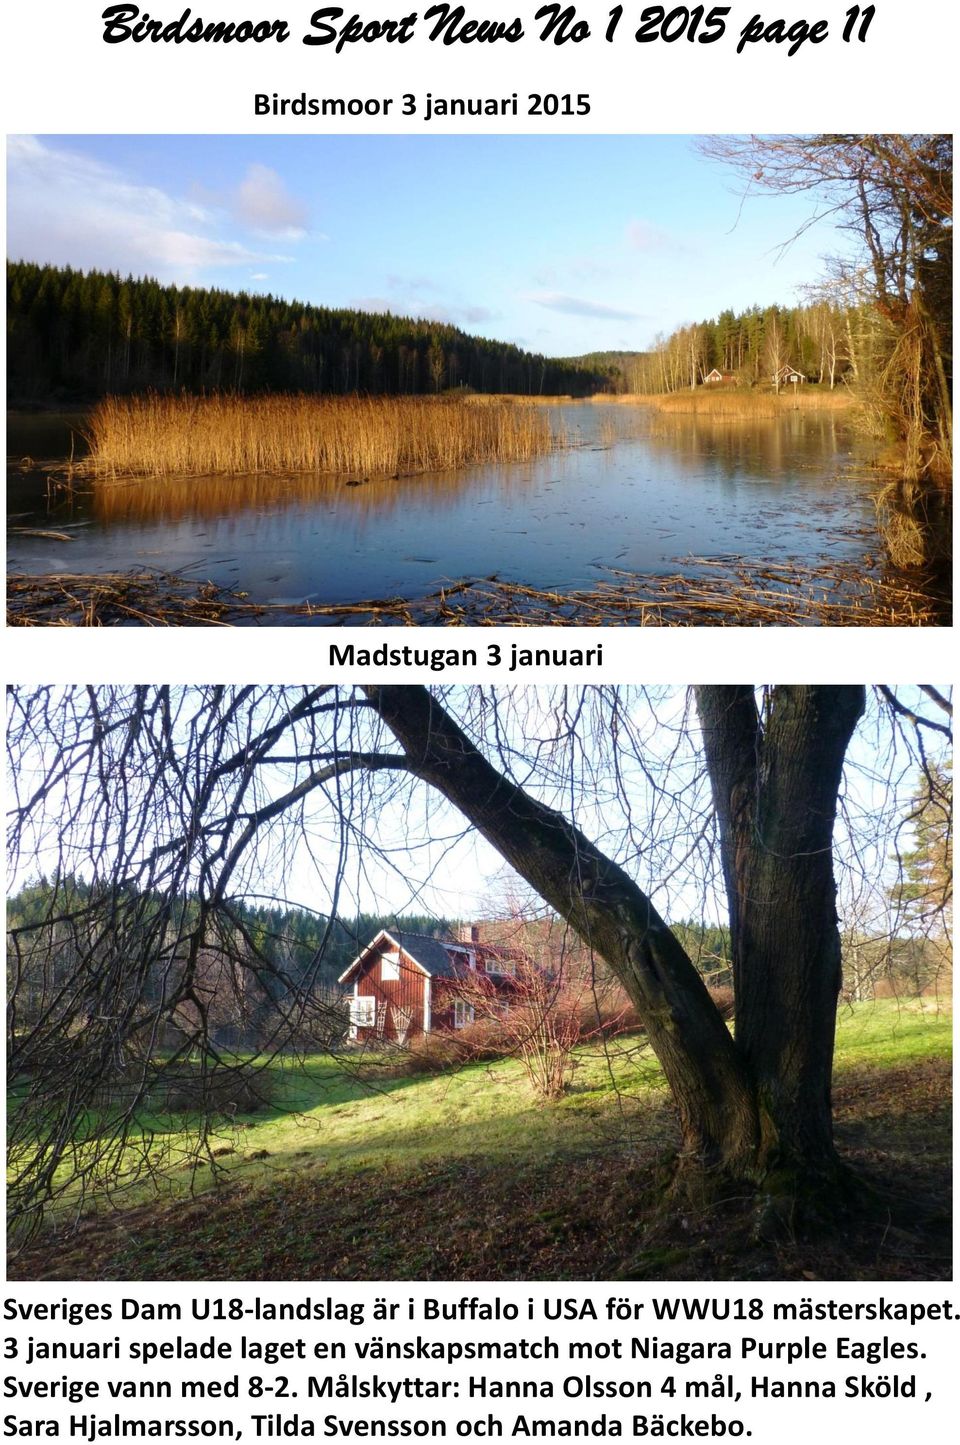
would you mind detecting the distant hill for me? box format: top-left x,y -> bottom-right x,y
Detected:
570,349 -> 651,369
565,350 -> 653,392
7,261 -> 611,404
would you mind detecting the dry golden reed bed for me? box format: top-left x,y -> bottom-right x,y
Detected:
602,388 -> 855,418
83,393 -> 557,480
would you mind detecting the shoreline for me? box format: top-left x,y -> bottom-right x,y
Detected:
7,560 -> 948,629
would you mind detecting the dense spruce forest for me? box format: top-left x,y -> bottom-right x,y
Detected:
6,873 -> 452,1000
6,262 -> 612,404
5,876 -> 736,987
8,871 -> 944,1063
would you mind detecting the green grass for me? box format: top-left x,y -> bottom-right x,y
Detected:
13,1031 -> 665,1220
12,999 -> 950,1213
832,996 -> 952,1068
7,1000 -> 952,1281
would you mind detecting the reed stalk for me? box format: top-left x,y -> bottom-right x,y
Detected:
8,559 -> 944,628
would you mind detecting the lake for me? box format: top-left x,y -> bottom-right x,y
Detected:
5,403 -> 938,625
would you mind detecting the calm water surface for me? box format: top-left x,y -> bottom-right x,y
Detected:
8,405 -> 884,614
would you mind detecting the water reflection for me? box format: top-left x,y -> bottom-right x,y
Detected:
89,463 -> 544,526
8,403 -> 888,608
644,410 -> 852,484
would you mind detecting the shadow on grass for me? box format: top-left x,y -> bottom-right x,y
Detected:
8,1056 -> 951,1285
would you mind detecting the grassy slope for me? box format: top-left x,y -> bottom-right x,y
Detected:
7,1000 -> 952,1282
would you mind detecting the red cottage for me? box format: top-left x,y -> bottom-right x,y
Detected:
338,927 -> 519,1043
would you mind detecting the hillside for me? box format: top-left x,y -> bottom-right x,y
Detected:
7,261 -> 611,404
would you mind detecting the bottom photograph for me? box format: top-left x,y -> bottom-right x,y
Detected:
5,684 -> 953,1282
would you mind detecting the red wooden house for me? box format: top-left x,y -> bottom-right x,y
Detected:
338,926 -> 520,1044
772,363 -> 807,386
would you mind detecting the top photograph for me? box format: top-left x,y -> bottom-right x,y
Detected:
6,133 -> 952,627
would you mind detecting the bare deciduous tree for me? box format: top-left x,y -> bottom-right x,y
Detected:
5,684 -> 952,1239
702,134 -> 953,477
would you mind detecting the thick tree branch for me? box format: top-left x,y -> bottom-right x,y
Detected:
363,684 -> 758,1164
694,685 -> 761,992
917,685 -> 953,720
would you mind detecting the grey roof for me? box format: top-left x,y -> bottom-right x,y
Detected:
338,928 -> 470,984
391,931 -> 468,978
339,927 -> 512,985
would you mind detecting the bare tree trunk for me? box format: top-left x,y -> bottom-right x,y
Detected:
695,685 -> 866,1177
366,685 -> 866,1202
363,685 -> 761,1176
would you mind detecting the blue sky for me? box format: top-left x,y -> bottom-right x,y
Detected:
8,134 -> 857,356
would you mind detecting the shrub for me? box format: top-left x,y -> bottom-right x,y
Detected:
354,981 -> 735,1087
380,1018 -> 509,1077
708,984 -> 736,1020
576,986 -> 643,1038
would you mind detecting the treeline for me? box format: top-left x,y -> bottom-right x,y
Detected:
604,300 -> 876,394
8,875 -> 740,1055
7,261 -> 612,403
7,874 -> 452,989
224,899 -> 454,990
7,874 -> 455,1047
572,349 -> 648,380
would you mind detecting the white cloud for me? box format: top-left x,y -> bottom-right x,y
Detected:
232,163 -> 308,239
416,302 -> 498,325
6,136 -> 293,282
385,273 -> 439,295
521,290 -> 643,321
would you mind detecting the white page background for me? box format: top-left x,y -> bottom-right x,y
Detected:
1,6 -> 957,1442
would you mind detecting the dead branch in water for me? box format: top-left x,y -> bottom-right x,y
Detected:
7,559 -> 946,629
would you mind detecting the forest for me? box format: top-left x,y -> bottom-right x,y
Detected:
6,874 -> 452,1033
7,138 -> 951,452
6,870 -> 742,1050
6,261 -> 611,403
9,866 -> 946,1062
603,300 -> 864,393
4,261 -> 901,404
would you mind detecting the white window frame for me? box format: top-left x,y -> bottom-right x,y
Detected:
349,995 -> 376,1028
485,958 -> 517,977
380,949 -> 401,981
453,1000 -> 475,1030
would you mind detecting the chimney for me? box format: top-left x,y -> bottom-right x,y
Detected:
458,923 -> 481,944
471,924 -> 480,943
